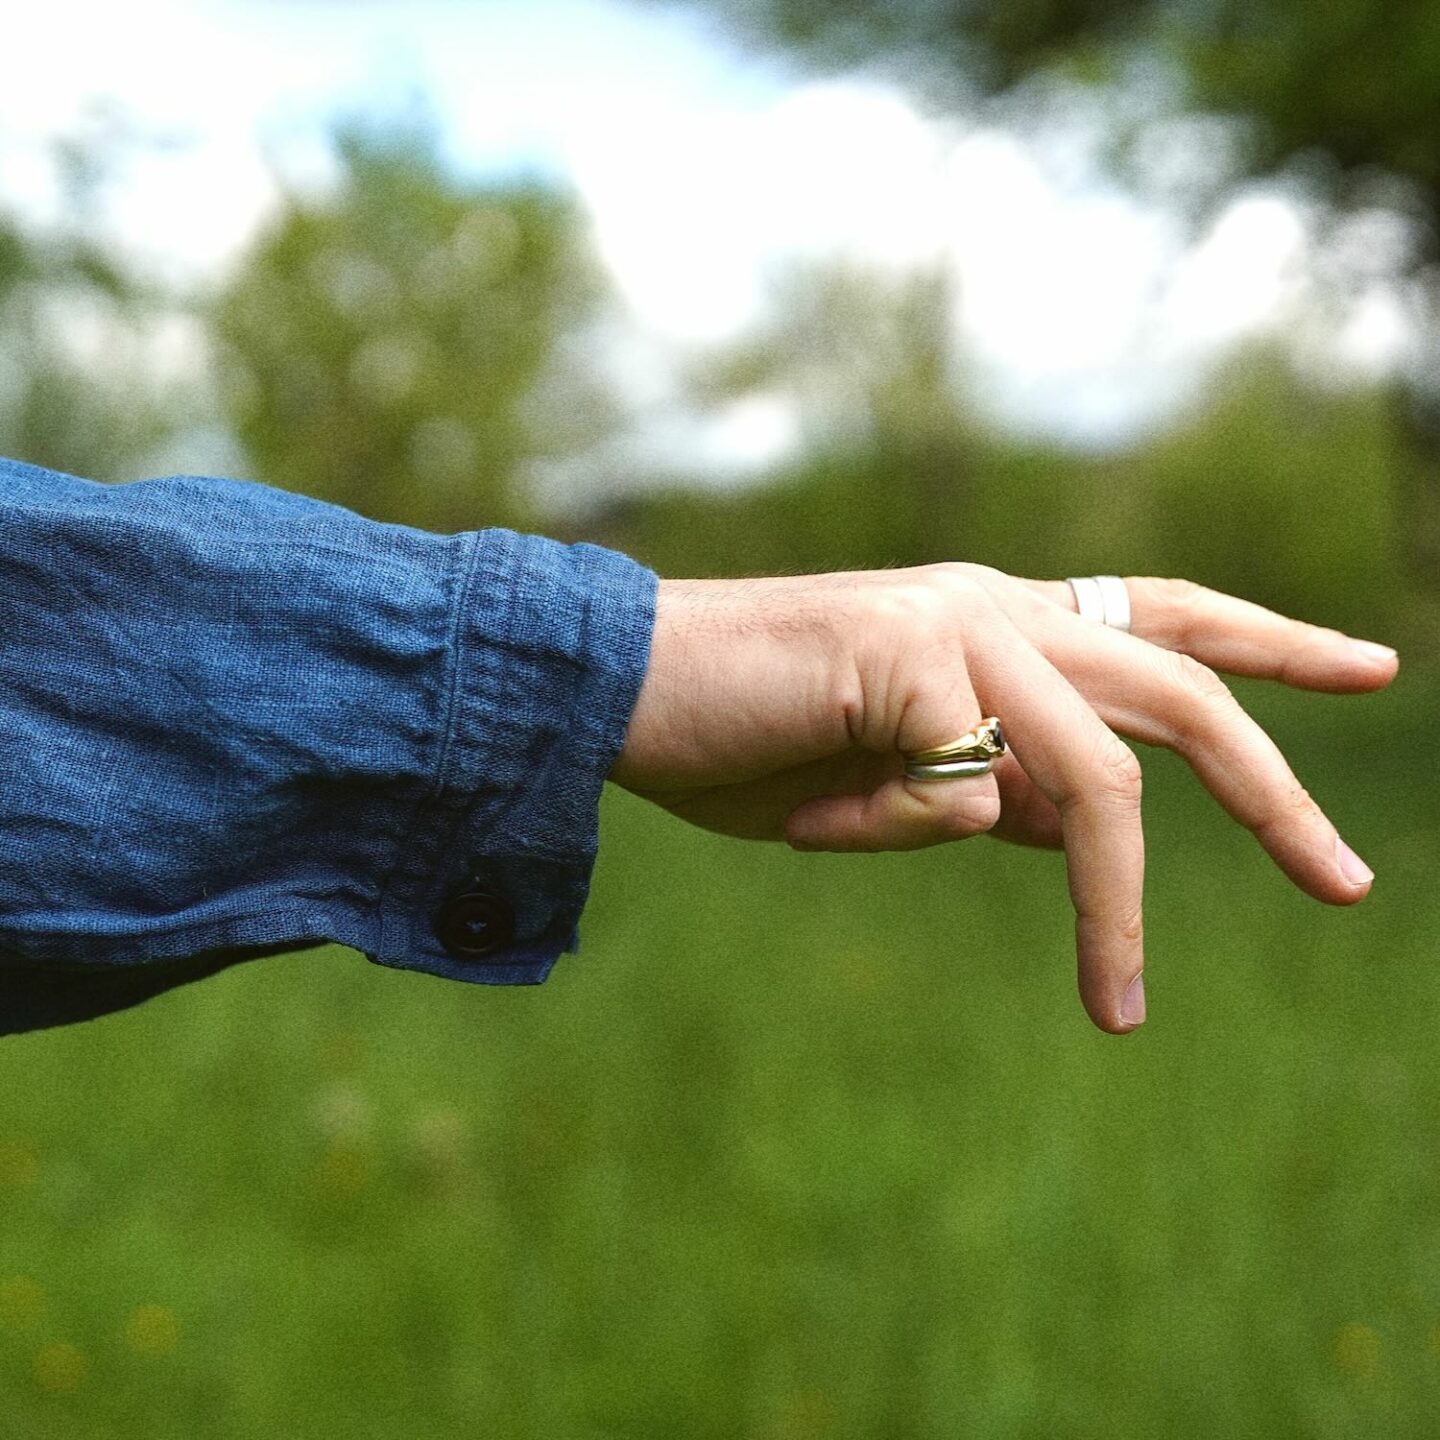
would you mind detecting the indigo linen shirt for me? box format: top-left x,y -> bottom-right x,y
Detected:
0,456 -> 657,1035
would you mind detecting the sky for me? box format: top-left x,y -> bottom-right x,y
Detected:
0,0 -> 1414,474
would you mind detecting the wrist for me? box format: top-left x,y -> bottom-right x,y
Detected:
609,575 -> 856,791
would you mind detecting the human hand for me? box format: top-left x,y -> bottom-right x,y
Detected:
609,566 -> 1399,1033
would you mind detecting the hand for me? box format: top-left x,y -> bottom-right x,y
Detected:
609,565 -> 1399,1033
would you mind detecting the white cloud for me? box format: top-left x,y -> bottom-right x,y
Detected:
0,0 -> 1414,456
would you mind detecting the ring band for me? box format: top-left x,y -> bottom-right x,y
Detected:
904,717 -> 1006,782
905,758 -> 996,782
1067,575 -> 1131,632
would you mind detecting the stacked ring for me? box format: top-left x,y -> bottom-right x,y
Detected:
904,717 -> 1006,783
1065,573 -> 1128,630
1067,575 -> 1131,632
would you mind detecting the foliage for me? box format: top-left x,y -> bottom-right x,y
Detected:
0,200 -> 178,482
669,0 -> 1440,229
1,46 -> 1435,1440
212,126 -> 620,534
610,338 -> 1415,642
684,263 -> 970,459
0,686 -> 1432,1436
660,0 -> 1440,573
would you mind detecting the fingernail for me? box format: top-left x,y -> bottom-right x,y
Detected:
1120,973 -> 1146,1027
1336,836 -> 1374,887
1351,640 -> 1397,662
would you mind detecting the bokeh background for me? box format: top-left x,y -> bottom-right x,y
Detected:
1,2 -> 1438,1435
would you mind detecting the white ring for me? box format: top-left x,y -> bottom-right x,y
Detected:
1067,576 -> 1105,624
1067,575 -> 1131,632
1094,575 -> 1131,633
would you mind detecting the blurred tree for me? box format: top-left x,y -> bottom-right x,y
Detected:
667,1 -> 1440,216
690,264 -> 963,447
618,340 -> 1409,635
588,261 -> 987,574
684,260 -> 976,531
0,162 -> 178,480
212,125 -> 620,533
659,0 -> 1440,580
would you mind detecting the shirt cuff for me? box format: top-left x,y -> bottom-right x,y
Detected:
369,527 -> 657,987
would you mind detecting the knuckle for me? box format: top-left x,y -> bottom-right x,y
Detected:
936,790 -> 1002,839
1162,651 -> 1240,747
867,571 -> 1000,645
1145,575 -> 1205,643
868,582 -> 948,632
926,560 -> 1003,591
1094,743 -> 1143,806
1151,575 -> 1202,602
1282,778 -> 1318,820
1115,906 -> 1145,945
1253,775 -> 1318,840
1147,575 -> 1204,611
1074,902 -> 1143,944
906,781 -> 1002,841
1171,651 -> 1232,706
920,562 -> 1005,615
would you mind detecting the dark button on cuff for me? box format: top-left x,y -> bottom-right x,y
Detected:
434,888 -> 516,961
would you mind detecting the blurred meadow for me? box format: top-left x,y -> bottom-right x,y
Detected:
1,0 -> 1439,1435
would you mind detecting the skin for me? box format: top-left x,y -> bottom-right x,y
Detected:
609,566 -> 1399,1035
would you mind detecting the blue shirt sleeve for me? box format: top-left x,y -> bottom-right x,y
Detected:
0,456 -> 658,1034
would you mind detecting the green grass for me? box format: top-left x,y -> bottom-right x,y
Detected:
0,677 -> 1436,1438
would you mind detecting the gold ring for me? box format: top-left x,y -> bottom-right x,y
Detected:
904,717 -> 1006,768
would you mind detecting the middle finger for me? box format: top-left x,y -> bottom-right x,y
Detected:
967,610 -> 1148,1035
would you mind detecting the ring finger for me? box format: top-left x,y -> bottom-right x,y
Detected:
1014,574 -> 1397,693
1026,612 -> 1373,904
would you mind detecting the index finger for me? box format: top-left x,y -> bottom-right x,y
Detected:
970,613 -> 1147,1035
1018,576 -> 1398,693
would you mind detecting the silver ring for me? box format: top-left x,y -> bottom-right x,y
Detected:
1067,575 -> 1131,633
903,717 -> 1006,784
904,757 -> 995,783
